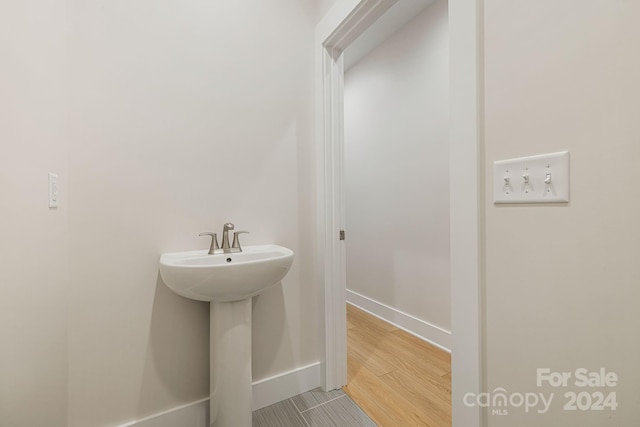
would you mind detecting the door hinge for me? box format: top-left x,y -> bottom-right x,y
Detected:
339,230 -> 345,241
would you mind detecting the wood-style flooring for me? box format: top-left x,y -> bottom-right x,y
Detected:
343,304 -> 452,427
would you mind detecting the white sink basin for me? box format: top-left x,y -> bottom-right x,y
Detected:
159,244 -> 294,302
159,243 -> 294,426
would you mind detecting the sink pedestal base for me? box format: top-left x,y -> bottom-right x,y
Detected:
210,298 -> 252,427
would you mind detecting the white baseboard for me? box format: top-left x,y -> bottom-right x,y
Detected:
252,361 -> 321,410
117,398 -> 209,427
347,289 -> 452,352
118,362 -> 321,426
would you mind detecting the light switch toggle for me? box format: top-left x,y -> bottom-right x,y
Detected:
522,173 -> 532,193
503,176 -> 512,194
544,173 -> 552,185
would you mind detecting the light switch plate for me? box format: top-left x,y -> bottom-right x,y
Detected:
493,151 -> 569,204
49,172 -> 59,208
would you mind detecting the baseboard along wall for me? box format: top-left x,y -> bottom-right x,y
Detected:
346,289 -> 452,352
118,362 -> 321,427
118,291 -> 450,427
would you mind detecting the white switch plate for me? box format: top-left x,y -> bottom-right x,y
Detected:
49,172 -> 59,208
493,151 -> 569,204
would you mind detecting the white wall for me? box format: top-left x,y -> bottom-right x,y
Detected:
65,1 -> 319,425
0,1 -> 319,426
0,1 -> 68,426
484,1 -> 640,425
314,0 -> 338,23
343,0 -> 450,333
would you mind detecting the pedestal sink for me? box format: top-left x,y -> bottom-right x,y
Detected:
159,244 -> 294,427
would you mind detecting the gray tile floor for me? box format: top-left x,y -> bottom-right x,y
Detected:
253,388 -> 377,427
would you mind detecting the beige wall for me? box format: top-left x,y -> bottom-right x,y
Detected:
314,0 -> 338,23
66,1 -> 319,425
0,0 -> 68,426
0,1 -> 318,426
484,1 -> 640,425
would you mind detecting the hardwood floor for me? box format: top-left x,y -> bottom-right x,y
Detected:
342,304 -> 452,427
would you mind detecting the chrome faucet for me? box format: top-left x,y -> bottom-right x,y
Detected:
200,222 -> 249,254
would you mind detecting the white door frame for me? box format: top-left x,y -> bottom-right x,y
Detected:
314,1 -> 483,426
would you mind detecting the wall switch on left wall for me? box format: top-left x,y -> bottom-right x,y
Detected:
48,172 -> 59,208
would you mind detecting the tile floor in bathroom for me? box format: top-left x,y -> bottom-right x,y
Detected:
253,387 -> 376,427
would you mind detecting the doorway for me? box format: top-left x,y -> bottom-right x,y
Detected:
340,1 -> 451,424
342,0 -> 451,351
315,1 -> 483,426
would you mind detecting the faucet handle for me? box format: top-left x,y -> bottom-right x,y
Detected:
199,232 -> 220,255
231,231 -> 249,251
